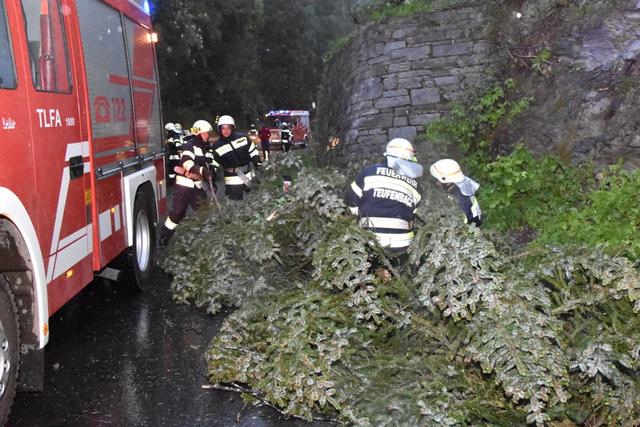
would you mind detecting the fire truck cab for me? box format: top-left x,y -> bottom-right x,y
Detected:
0,0 -> 166,422
265,110 -> 310,148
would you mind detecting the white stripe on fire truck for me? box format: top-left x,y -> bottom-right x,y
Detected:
99,209 -> 113,241
58,225 -> 89,250
98,205 -> 123,242
52,225 -> 93,280
46,141 -> 91,283
114,205 -> 122,232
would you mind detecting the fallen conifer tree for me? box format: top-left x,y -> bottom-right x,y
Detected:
161,156 -> 640,426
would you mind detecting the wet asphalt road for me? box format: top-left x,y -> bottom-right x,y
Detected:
7,270 -> 327,427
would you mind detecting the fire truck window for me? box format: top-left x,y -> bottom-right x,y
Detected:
0,0 -> 16,89
21,0 -> 71,93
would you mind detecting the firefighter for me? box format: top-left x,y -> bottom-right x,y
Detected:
280,122 -> 293,153
429,159 -> 482,226
345,138 -> 423,255
210,115 -> 261,200
159,120 -> 216,247
165,122 -> 183,184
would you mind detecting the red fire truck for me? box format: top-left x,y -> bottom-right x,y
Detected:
265,110 -> 310,148
0,0 -> 166,421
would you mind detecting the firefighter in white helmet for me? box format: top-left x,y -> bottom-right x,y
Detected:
280,122 -> 293,153
165,122 -> 184,184
210,115 -> 261,200
429,159 -> 482,226
159,119 -> 216,247
345,138 -> 423,255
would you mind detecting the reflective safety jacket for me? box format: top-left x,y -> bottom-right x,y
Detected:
210,132 -> 261,186
167,130 -> 183,161
345,163 -> 422,253
176,134 -> 213,189
448,186 -> 482,226
280,128 -> 292,144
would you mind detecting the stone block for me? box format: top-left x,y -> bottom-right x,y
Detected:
383,89 -> 408,98
406,31 -> 446,45
391,46 -> 430,61
432,41 -> 475,57
358,133 -> 388,146
374,95 -> 411,109
354,77 -> 383,102
383,75 -> 399,90
372,63 -> 388,76
397,77 -> 427,89
434,76 -> 460,86
388,126 -> 417,141
411,88 -> 441,105
385,40 -> 407,53
410,113 -> 441,126
388,62 -> 412,73
359,108 -> 381,117
360,113 -> 394,129
348,100 -> 373,114
392,27 -> 417,39
394,116 -> 409,127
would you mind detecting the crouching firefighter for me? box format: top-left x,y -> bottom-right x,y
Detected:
210,115 -> 262,200
159,120 -> 216,247
429,159 -> 482,226
345,138 -> 423,255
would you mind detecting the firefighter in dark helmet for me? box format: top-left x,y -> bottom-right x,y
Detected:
159,120 -> 216,247
210,115 -> 261,200
345,138 -> 423,255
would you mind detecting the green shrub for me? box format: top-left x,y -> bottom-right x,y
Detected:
425,79 -> 532,174
479,145 -> 595,231
538,165 -> 640,258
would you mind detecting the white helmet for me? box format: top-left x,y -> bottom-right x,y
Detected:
384,138 -> 417,162
164,122 -> 176,132
429,159 -> 465,183
384,138 -> 423,178
191,119 -> 213,135
217,115 -> 235,128
175,123 -> 182,131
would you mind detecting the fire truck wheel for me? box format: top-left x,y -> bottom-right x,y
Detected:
118,193 -> 157,292
0,276 -> 20,426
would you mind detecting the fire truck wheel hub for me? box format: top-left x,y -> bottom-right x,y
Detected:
135,209 -> 151,272
0,327 -> 8,398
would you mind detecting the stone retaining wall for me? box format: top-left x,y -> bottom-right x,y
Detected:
317,4 -> 490,163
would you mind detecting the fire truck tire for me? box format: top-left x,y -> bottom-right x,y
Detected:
0,276 -> 20,426
118,192 -> 157,292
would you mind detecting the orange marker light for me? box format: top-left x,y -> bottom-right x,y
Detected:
66,269 -> 74,279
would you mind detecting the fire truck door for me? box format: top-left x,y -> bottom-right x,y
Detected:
20,0 -> 93,302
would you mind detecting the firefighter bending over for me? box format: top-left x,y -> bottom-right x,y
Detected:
429,159 -> 482,226
345,138 -> 423,255
210,115 -> 261,200
159,120 -> 216,247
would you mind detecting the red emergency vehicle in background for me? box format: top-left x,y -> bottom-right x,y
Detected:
0,0 -> 166,421
265,110 -> 310,148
